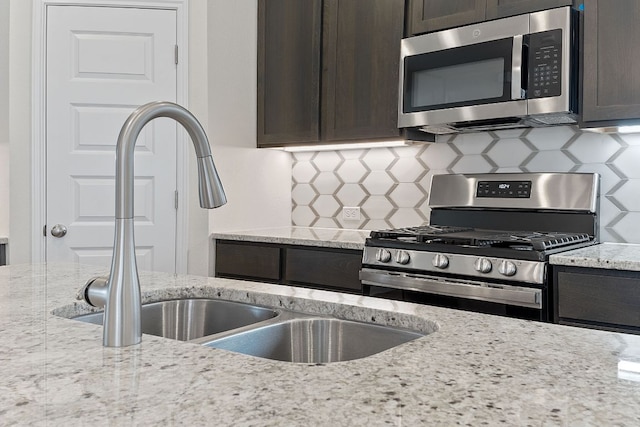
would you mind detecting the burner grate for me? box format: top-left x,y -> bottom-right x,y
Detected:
369,227 -> 593,252
370,225 -> 472,239
529,233 -> 592,250
476,231 -> 592,250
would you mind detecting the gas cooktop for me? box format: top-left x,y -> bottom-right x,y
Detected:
369,226 -> 593,252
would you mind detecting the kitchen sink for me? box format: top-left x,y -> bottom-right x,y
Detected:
70,297 -> 429,363
72,298 -> 279,341
202,316 -> 425,363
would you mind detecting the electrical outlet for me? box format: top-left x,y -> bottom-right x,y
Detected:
342,207 -> 361,221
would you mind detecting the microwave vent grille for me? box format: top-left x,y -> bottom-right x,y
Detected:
526,114 -> 578,126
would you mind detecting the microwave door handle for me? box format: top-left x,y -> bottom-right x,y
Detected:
511,35 -> 525,100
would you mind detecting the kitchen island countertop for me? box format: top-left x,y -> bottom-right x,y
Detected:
2,262 -> 640,425
211,226 -> 370,250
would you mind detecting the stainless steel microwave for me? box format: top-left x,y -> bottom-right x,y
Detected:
398,7 -> 578,134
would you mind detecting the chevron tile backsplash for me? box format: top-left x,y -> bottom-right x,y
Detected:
291,125 -> 640,243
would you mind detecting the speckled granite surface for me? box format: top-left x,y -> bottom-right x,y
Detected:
211,226 -> 369,250
550,242 -> 640,271
3,263 -> 640,425
0,236 -> 7,244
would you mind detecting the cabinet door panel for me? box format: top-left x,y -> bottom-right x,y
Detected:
322,0 -> 403,141
408,0 -> 486,36
215,241 -> 281,281
284,248 -> 362,292
582,0 -> 640,123
556,270 -> 640,329
486,0 -> 572,20
257,0 -> 322,146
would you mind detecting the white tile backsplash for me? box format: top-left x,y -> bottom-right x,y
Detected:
291,125 -> 640,243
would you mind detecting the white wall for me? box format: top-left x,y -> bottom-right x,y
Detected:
206,1 -> 292,234
8,0 -> 31,263
188,0 -> 292,275
5,0 -> 291,271
186,0 -> 211,276
0,0 -> 9,237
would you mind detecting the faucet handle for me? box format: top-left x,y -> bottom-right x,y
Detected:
77,276 -> 109,308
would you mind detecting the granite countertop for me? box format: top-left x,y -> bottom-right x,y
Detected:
211,226 -> 370,250
0,237 -> 7,244
3,263 -> 640,425
550,242 -> 640,271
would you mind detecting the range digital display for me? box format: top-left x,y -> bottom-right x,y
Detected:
476,180 -> 531,198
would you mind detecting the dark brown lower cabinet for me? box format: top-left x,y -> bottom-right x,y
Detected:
215,241 -> 281,281
553,266 -> 640,334
0,244 -> 5,266
214,240 -> 362,294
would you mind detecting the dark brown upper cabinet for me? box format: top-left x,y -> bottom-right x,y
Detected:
406,0 -> 571,36
257,0 -> 404,148
407,0 -> 485,36
257,0 -> 322,146
321,0 -> 404,142
580,0 -> 640,126
486,0 -> 572,20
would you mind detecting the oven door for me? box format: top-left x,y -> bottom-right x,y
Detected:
398,13 -> 529,129
360,268 -> 545,320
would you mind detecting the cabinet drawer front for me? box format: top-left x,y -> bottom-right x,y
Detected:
557,271 -> 640,328
215,241 -> 280,281
284,248 -> 362,292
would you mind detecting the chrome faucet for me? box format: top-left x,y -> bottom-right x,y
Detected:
78,101 -> 227,347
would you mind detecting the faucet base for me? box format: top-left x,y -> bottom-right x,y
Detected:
103,218 -> 142,347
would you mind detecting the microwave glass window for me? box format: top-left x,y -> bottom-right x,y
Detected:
402,37 -> 513,113
411,58 -> 505,108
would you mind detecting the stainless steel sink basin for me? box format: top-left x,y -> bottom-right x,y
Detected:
70,297 -> 429,363
203,317 -> 425,363
73,298 -> 279,341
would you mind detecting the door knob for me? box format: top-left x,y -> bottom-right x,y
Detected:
50,224 -> 68,238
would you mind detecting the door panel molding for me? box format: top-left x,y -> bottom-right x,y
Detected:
32,0 -> 190,273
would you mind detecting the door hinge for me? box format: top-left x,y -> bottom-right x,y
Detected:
43,225 -> 47,237
175,191 -> 179,210
175,45 -> 179,65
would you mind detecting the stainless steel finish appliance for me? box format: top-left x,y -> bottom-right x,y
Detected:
360,172 -> 599,321
398,7 -> 578,134
78,101 -> 227,347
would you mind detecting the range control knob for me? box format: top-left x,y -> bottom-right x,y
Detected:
375,248 -> 392,263
498,260 -> 517,277
432,254 -> 449,269
395,250 -> 411,265
474,258 -> 493,274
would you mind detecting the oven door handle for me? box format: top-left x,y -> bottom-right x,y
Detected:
360,269 -> 542,309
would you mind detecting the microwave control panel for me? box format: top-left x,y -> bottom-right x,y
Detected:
528,29 -> 562,99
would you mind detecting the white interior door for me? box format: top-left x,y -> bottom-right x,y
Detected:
46,5 -> 178,272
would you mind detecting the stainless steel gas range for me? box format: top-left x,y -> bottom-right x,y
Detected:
360,173 -> 599,321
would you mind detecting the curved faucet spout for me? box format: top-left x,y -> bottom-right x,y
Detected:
116,101 -> 227,218
85,101 -> 226,347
